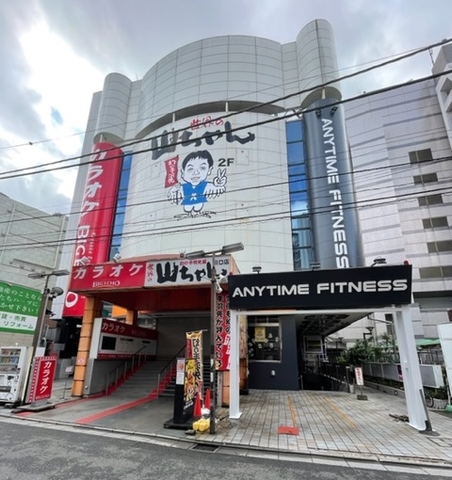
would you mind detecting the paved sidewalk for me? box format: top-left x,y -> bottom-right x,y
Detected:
2,381 -> 452,476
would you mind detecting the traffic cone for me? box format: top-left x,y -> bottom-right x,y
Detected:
204,388 -> 211,410
193,392 -> 202,418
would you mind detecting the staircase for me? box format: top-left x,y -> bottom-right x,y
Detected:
109,359 -> 170,400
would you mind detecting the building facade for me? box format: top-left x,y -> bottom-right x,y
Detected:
53,20 -> 451,362
338,44 -> 452,344
0,192 -> 68,347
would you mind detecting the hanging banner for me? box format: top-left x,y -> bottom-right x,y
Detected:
216,291 -> 231,371
186,330 -> 203,397
183,358 -> 197,415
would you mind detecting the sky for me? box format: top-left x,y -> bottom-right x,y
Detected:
0,0 -> 450,214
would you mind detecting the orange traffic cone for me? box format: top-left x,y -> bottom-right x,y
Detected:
204,388 -> 211,410
193,392 -> 202,418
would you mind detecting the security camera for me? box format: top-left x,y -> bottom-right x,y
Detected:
49,286 -> 64,298
113,253 -> 121,263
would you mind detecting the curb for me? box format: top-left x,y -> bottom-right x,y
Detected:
3,413 -> 452,471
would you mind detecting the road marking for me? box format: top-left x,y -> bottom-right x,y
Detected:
323,397 -> 357,429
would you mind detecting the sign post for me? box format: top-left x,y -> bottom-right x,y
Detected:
354,366 -> 367,401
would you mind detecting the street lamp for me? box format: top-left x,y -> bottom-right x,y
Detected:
185,242 -> 244,434
28,269 -> 69,359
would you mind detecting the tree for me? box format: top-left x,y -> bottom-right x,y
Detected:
340,339 -> 383,366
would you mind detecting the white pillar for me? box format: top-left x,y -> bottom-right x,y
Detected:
393,305 -> 428,430
229,309 -> 242,419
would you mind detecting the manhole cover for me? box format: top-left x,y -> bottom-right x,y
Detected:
192,444 -> 218,452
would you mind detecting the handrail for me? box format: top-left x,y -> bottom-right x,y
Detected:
156,344 -> 186,398
105,345 -> 150,395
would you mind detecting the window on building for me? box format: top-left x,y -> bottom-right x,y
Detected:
409,149 -> 433,164
418,194 -> 443,206
247,316 -> 281,362
427,240 -> 452,253
286,120 -> 314,270
413,173 -> 438,184
109,152 -> 132,260
419,266 -> 452,279
422,217 -> 449,229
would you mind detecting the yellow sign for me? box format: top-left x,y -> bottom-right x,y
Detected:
255,327 -> 266,342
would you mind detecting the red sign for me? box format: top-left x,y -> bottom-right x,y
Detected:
164,155 -> 179,187
64,142 -> 124,316
28,356 -> 57,403
70,261 -> 147,291
215,291 -> 230,371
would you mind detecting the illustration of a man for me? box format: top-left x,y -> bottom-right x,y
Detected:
167,150 -> 227,217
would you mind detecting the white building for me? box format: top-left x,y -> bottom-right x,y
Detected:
54,20 -> 451,346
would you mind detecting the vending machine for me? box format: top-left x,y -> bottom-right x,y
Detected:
0,346 -> 32,405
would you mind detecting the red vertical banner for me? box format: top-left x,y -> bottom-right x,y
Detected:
215,291 -> 230,371
63,142 -> 124,317
186,330 -> 203,397
28,356 -> 57,403
164,155 -> 179,187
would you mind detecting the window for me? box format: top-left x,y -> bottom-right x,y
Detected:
427,241 -> 452,253
422,217 -> 448,229
247,316 -> 281,361
419,266 -> 452,279
286,120 -> 314,270
413,173 -> 438,184
409,149 -> 433,164
418,194 -> 443,206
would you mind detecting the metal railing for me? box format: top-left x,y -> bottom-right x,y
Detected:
105,345 -> 149,395
156,345 -> 186,398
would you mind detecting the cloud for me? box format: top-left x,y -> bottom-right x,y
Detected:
0,0 -> 451,213
0,2 -> 47,141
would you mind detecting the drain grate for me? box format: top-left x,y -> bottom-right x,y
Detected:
192,443 -> 218,452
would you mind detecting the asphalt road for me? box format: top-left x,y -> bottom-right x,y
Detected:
0,418 -> 450,480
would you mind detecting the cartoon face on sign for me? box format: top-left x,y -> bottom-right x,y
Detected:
167,150 -> 227,218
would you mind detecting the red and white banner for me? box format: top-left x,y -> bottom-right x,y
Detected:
64,142 -> 124,316
215,291 -> 230,371
69,256 -> 232,292
164,155 -> 179,188
93,318 -> 157,359
28,356 -> 57,403
70,262 -> 147,291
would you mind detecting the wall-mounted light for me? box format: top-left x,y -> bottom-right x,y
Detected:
310,262 -> 321,270
330,106 -> 338,115
252,266 -> 262,274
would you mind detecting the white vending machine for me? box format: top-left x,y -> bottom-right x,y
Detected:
0,346 -> 32,405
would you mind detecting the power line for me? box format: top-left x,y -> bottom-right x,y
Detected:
0,37 -> 450,181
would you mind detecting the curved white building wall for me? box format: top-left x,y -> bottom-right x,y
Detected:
61,19 -> 343,277
121,111 -> 292,273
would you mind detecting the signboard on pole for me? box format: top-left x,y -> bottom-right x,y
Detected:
355,367 -> 364,386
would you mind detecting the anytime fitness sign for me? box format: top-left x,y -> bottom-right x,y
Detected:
228,265 -> 412,310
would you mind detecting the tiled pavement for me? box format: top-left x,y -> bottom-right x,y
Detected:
2,380 -> 452,476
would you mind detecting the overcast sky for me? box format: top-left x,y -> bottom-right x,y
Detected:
0,0 -> 450,214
